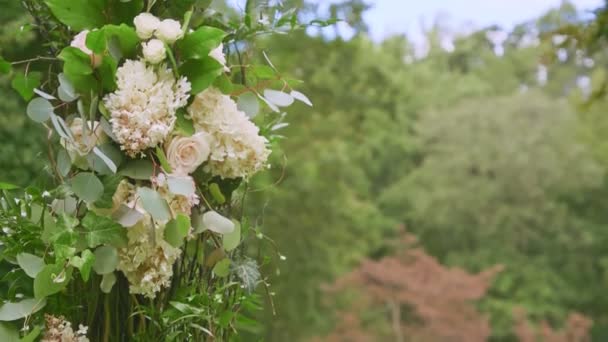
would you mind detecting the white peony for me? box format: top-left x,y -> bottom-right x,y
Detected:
70,30 -> 102,67
165,133 -> 211,175
142,39 -> 166,64
103,60 -> 191,156
188,88 -> 271,179
155,19 -> 183,43
208,44 -> 230,72
133,12 -> 160,39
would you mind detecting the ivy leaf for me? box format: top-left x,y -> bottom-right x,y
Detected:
94,174 -> 123,209
26,98 -> 54,123
0,56 -> 11,74
57,73 -> 79,102
178,26 -> 226,60
34,264 -> 73,299
71,172 -> 104,203
0,299 -> 46,321
16,253 -> 45,278
53,230 -> 78,262
93,246 -> 118,275
137,187 -> 171,221
70,249 -> 95,282
164,214 -> 191,247
45,0 -> 107,31
11,72 -> 42,101
213,258 -> 231,278
233,258 -> 261,293
180,57 -> 224,94
81,211 -> 127,248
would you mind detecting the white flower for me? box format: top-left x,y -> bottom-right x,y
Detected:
209,44 -> 230,72
103,60 -> 191,156
70,30 -> 101,68
165,133 -> 211,175
188,88 -> 271,178
134,12 -> 160,39
155,19 -> 183,43
142,39 -> 166,64
60,118 -> 106,157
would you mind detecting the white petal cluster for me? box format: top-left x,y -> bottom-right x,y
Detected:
142,39 -> 166,64
152,173 -> 200,216
42,315 -> 89,342
188,88 -> 271,179
103,59 -> 191,156
156,19 -> 183,43
133,12 -> 160,39
117,217 -> 181,299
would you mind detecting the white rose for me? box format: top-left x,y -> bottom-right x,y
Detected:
142,39 -> 166,64
166,133 -> 211,175
70,30 -> 102,68
208,44 -> 230,72
155,19 -> 183,44
61,118 -> 107,157
133,12 -> 160,40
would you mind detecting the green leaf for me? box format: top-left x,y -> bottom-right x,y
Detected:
222,220 -> 240,251
70,172 -> 104,203
0,299 -> 46,321
209,183 -> 226,204
233,258 -> 260,293
99,56 -> 117,91
175,110 -> 195,136
103,24 -> 139,59
0,323 -> 18,342
34,264 -> 72,299
178,26 -> 226,60
70,249 -> 95,282
213,258 -> 231,277
137,187 -> 171,221
87,144 -> 123,175
11,72 -> 41,101
237,92 -> 260,118
0,182 -> 18,190
94,174 -> 123,209
16,253 -> 45,278
45,0 -> 106,31
119,158 -> 155,180
53,230 -> 78,261
81,211 -> 127,248
155,146 -> 173,174
85,29 -> 106,54
251,65 -> 276,79
213,74 -> 233,94
19,326 -> 41,342
93,246 -> 118,275
180,57 -> 224,94
41,212 -> 58,243
26,98 -> 54,123
164,214 -> 191,247
59,47 -> 93,76
57,149 -> 72,177
100,272 -> 116,293
167,175 -> 195,197
0,57 -> 11,75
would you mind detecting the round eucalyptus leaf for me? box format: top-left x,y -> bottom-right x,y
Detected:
26,97 -> 54,122
70,172 -> 104,203
93,246 -> 118,275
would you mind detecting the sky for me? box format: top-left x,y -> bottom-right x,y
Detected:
362,0 -> 604,41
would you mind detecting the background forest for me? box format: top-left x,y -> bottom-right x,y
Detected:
3,0 -> 608,341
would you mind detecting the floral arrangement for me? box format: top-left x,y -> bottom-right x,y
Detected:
0,1 -> 320,341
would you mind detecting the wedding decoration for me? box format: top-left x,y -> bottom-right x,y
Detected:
0,1 -> 323,340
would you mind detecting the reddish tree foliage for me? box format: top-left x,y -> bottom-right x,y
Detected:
513,308 -> 592,342
318,232 -> 502,342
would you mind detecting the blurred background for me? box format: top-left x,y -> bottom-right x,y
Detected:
4,0 -> 608,340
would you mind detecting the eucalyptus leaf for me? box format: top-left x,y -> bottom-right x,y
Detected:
100,272 -> 117,293
202,211 -> 234,234
26,98 -> 54,123
57,149 -> 72,177
0,299 -> 46,321
222,220 -> 241,251
33,88 -> 57,100
137,187 -> 171,221
112,204 -> 144,227
213,258 -> 231,277
167,175 -> 196,196
237,92 -> 260,118
34,264 -> 72,299
119,159 -> 155,180
290,90 -> 313,106
164,214 -> 191,247
70,172 -> 104,203
93,246 -> 118,275
263,89 -> 294,107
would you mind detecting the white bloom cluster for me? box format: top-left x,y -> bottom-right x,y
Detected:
42,315 -> 89,342
103,59 -> 191,156
152,173 -> 200,216
188,88 -> 271,178
134,13 -> 183,43
117,217 -> 182,299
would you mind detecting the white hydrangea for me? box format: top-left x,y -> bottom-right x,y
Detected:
188,87 -> 271,179
103,59 -> 191,156
117,217 -> 182,298
42,315 -> 89,342
155,19 -> 183,43
133,12 -> 160,39
209,43 -> 230,72
142,39 -> 166,64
